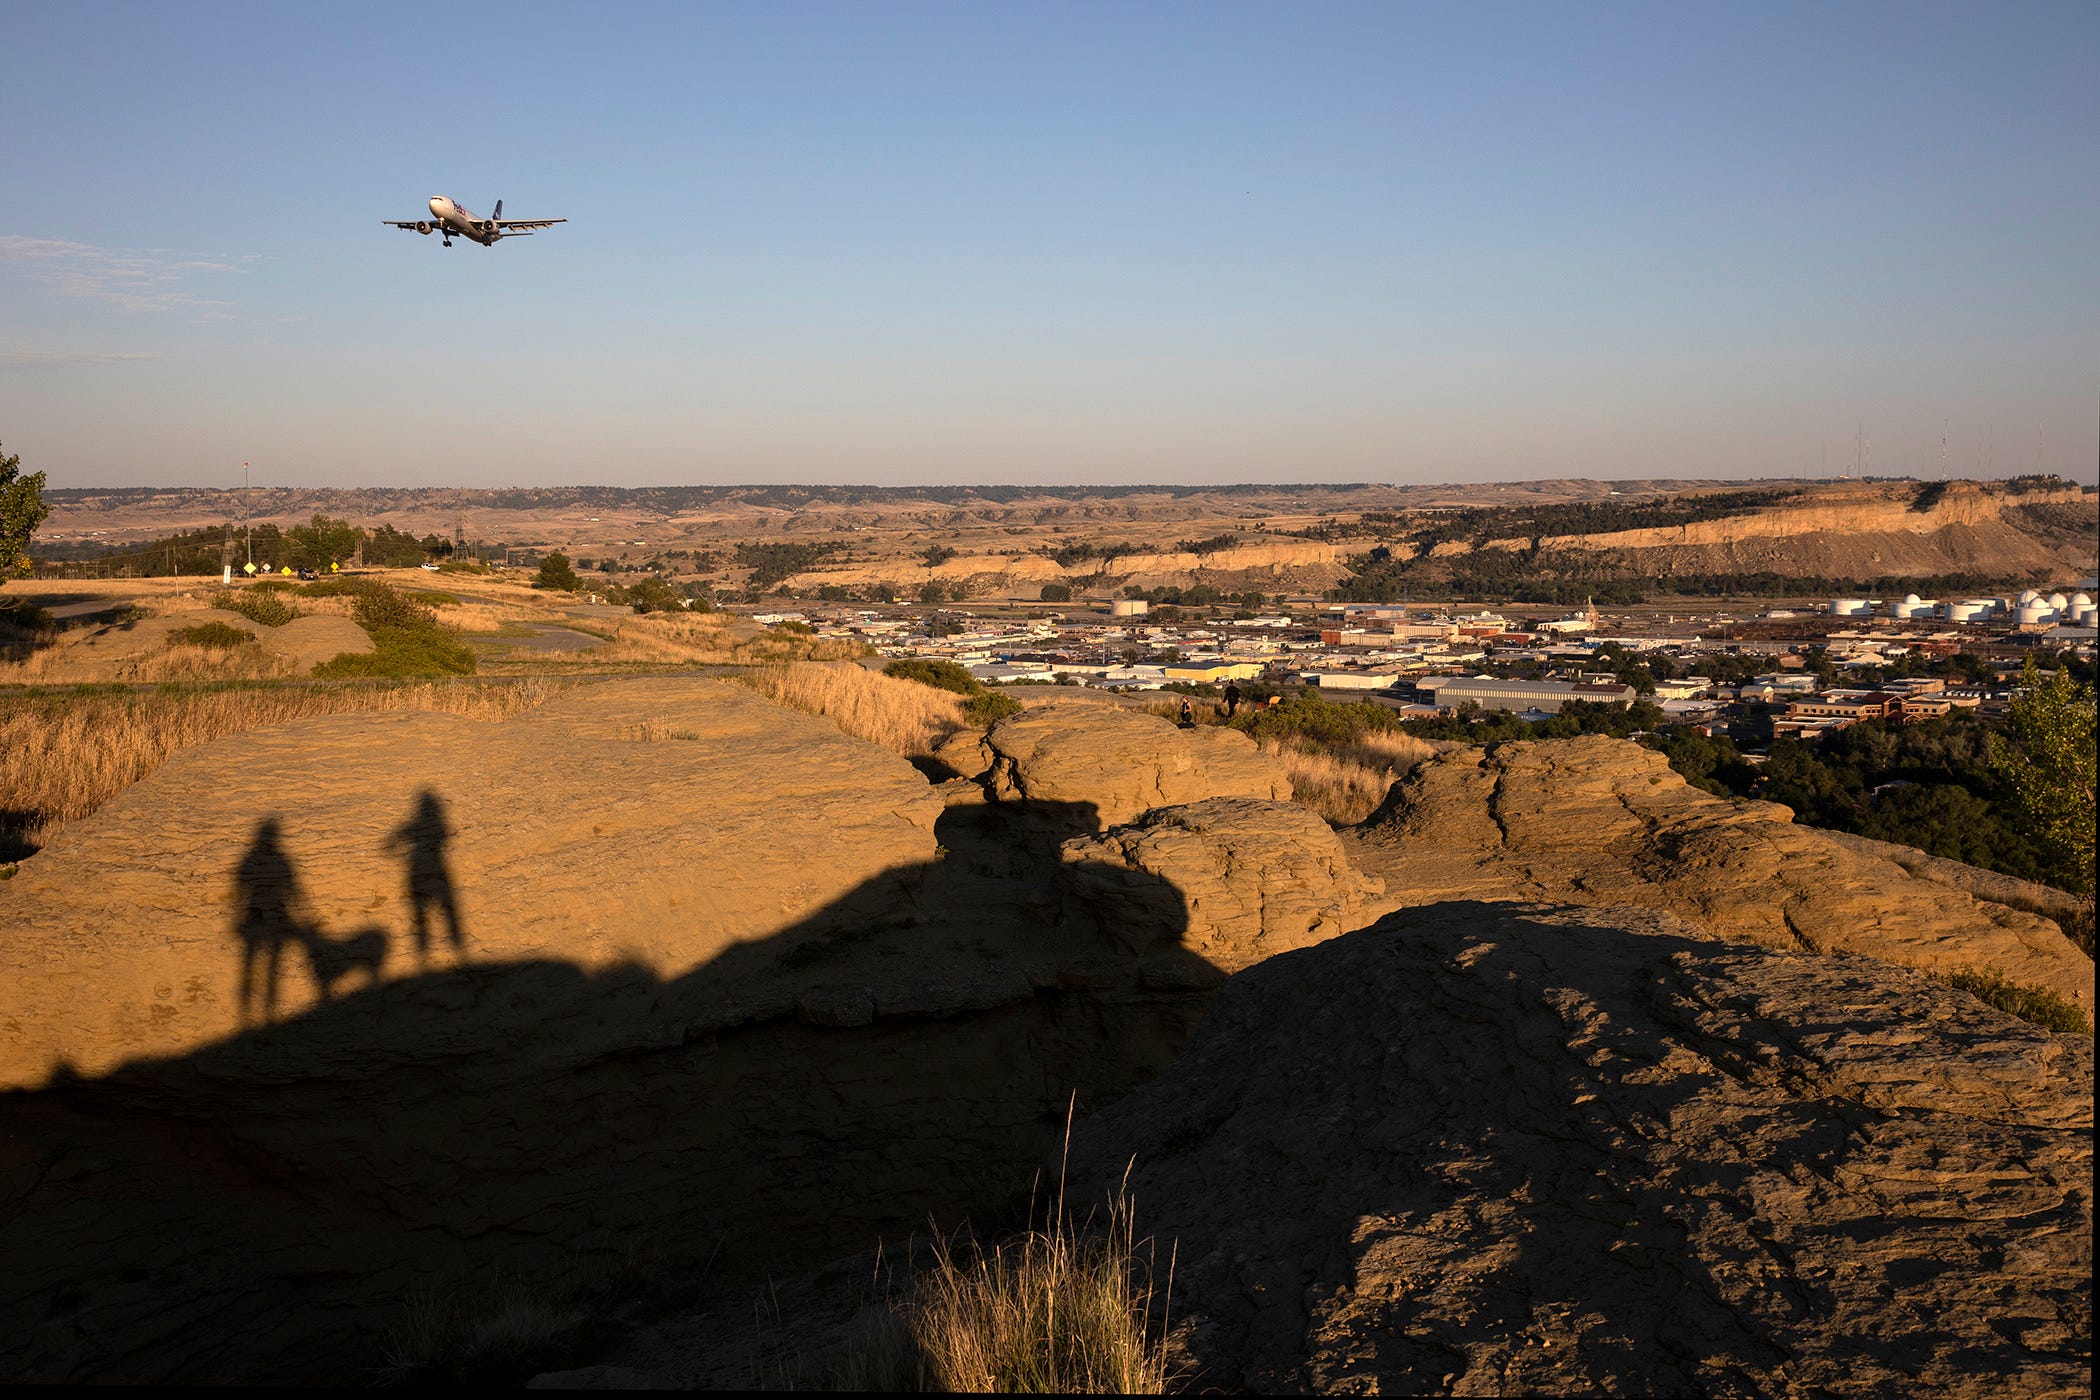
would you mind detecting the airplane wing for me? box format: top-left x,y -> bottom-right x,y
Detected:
494,218 -> 566,229
382,222 -> 430,230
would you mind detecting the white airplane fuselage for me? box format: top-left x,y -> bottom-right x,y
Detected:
425,195 -> 500,246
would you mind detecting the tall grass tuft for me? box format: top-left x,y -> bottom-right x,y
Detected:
738,661 -> 967,758
1258,730 -> 1438,826
887,1190 -> 1170,1393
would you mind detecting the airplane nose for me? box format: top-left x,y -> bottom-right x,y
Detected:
428,196 -> 445,215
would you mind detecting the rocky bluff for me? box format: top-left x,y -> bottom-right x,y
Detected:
1,686 -> 2090,1389
0,685 -> 1357,1382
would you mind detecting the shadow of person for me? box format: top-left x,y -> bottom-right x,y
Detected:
231,819 -> 304,1024
232,819 -> 391,1021
385,790 -> 465,962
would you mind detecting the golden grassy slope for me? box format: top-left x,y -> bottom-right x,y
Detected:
735,662 -> 966,758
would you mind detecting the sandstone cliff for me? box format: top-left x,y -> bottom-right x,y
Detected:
1348,734 -> 2093,1014
1063,902 -> 2093,1396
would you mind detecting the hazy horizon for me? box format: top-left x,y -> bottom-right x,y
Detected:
6,1 -> 2096,489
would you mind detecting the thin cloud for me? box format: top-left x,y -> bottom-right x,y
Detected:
0,348 -> 163,372
0,236 -> 250,313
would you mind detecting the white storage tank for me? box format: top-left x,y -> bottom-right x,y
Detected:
2047,592 -> 2069,611
2016,602 -> 2056,626
1829,598 -> 1871,617
2020,589 -> 2043,606
1945,600 -> 1988,623
1110,599 -> 1150,617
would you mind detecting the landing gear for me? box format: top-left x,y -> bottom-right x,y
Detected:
442,238 -> 453,247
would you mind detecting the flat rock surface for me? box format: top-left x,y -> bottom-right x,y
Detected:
1349,735 -> 2093,1013
0,678 -> 942,1085
0,679 -> 1376,1383
1064,901 -> 2094,1397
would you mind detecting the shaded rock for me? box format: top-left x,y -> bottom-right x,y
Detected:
1064,901 -> 2093,1397
1350,735 -> 2093,1012
4,679 -> 1368,1383
982,703 -> 1291,827
1061,798 -> 1380,973
252,612 -> 374,669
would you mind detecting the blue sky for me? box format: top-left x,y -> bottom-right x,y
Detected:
4,1 -> 2095,487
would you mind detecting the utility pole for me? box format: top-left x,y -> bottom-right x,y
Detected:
243,460 -> 252,565
1941,420 -> 1948,481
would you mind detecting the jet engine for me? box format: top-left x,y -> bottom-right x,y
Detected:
415,221 -> 432,235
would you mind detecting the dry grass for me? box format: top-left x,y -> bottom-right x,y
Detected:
736,662 -> 968,758
1261,730 -> 1438,826
0,678 -> 571,859
1132,698 -> 1437,826
844,1189 -> 1170,1393
377,1279 -> 595,1387
477,610 -> 867,669
1,632 -> 301,686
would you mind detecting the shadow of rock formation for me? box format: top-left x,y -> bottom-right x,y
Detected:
1060,900 -> 2093,1397
0,786 -> 1229,1384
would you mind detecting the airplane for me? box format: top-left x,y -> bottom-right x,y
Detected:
384,196 -> 565,247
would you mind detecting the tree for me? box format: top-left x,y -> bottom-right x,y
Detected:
1989,658 -> 2097,897
919,580 -> 949,605
534,552 -> 581,591
1,441 -> 52,580
625,574 -> 688,613
282,514 -> 361,570
1040,582 -> 1073,603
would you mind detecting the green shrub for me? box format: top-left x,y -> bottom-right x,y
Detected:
1231,691 -> 1399,747
534,552 -> 582,592
625,575 -> 691,614
1040,582 -> 1073,603
310,580 -> 476,678
409,589 -> 460,606
0,597 -> 54,632
213,589 -> 300,627
1945,967 -> 2091,1034
964,690 -> 1024,724
885,658 -> 979,696
350,581 -> 437,632
170,621 -> 256,648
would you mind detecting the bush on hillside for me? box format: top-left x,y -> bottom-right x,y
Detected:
1230,691 -> 1402,747
312,580 -> 476,678
885,658 -> 979,696
213,589 -> 300,627
170,621 -> 257,649
885,658 -> 1024,725
535,552 -> 582,592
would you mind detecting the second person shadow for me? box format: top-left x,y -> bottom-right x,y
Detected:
384,790 -> 465,962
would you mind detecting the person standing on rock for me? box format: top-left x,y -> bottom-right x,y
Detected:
1224,682 -> 1242,717
1179,697 -> 1195,728
385,790 -> 465,961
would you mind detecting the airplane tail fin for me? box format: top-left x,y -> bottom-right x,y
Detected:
492,199 -> 503,221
